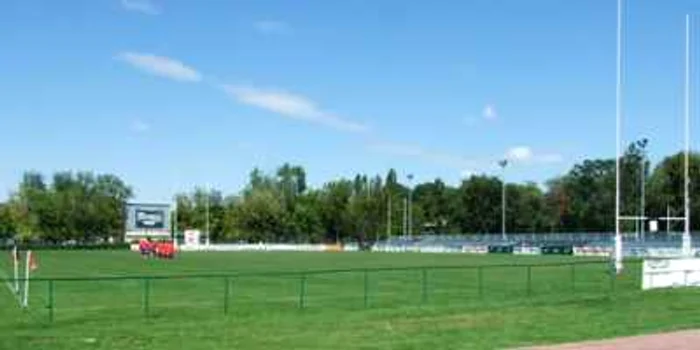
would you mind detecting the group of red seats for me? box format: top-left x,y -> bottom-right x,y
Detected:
138,239 -> 176,259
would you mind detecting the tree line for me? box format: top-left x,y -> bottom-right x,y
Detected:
1,140 -> 699,243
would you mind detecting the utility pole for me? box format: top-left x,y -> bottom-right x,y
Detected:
407,174 -> 414,238
402,197 -> 408,236
205,185 -> 211,246
640,158 -> 646,241
499,159 -> 508,241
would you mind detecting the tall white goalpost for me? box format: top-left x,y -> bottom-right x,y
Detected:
614,1 -> 693,274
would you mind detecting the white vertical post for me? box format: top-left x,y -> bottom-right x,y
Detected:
683,14 -> 693,257
22,250 -> 31,308
407,174 -> 414,238
12,245 -> 19,294
402,197 -> 407,236
173,198 -> 179,249
640,159 -> 646,241
500,160 -> 508,241
614,0 -> 624,274
205,184 -> 211,246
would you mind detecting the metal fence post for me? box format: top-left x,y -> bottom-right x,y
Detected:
223,277 -> 230,315
47,280 -> 54,323
526,265 -> 532,297
299,274 -> 307,309
363,269 -> 369,308
421,268 -> 428,304
143,278 -> 151,317
478,266 -> 484,298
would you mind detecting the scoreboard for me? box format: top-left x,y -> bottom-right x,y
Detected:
125,203 -> 172,241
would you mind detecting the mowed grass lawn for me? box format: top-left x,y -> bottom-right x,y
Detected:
3,251 -> 700,350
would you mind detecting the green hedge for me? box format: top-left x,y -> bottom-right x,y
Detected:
540,245 -> 574,255
488,245 -> 514,254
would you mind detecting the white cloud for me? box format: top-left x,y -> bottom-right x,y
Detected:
483,104 -> 497,120
221,84 -> 368,133
121,0 -> 160,15
369,141 -> 481,170
116,52 -> 202,82
253,20 -> 291,35
506,146 -> 533,162
505,146 -> 563,164
131,120 -> 150,133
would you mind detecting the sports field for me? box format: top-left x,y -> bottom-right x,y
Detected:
2,251 -> 700,350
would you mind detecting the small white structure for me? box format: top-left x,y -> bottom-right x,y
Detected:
184,229 -> 201,247
643,258 -> 700,290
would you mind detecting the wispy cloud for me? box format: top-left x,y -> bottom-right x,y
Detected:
506,146 -> 533,162
116,52 -> 202,82
483,104 -> 497,120
121,0 -> 161,15
130,120 -> 150,133
368,141 -> 482,170
253,20 -> 291,35
505,146 -> 562,164
221,84 -> 368,133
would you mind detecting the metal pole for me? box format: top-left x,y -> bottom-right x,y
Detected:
683,14 -> 692,257
502,173 -> 506,240
641,159 -> 646,241
206,185 -> 211,246
667,204 -> 671,234
403,197 -> 407,236
614,0 -> 624,274
499,160 -> 507,241
407,174 -> 414,238
174,199 -> 178,244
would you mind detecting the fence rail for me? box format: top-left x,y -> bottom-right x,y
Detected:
2,260 -> 642,324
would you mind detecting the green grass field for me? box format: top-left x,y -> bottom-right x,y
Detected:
2,250 -> 700,350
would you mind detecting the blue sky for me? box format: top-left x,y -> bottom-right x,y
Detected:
1,0 -> 700,202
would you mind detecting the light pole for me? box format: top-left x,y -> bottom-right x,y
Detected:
205,185 -> 211,246
499,160 -> 508,241
640,156 -> 646,241
407,174 -> 414,238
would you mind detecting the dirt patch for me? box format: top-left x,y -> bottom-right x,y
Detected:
516,329 -> 700,350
